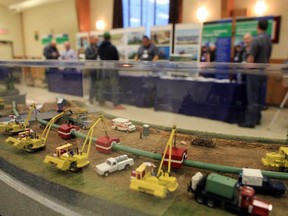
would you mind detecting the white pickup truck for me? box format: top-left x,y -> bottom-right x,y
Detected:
95,154 -> 134,177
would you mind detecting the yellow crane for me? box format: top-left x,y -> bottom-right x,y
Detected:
43,115 -> 106,172
129,126 -> 179,198
0,103 -> 36,135
5,110 -> 71,153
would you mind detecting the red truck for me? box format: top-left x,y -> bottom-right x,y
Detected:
188,172 -> 272,216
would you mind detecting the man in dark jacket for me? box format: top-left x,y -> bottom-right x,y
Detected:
98,32 -> 124,109
43,41 -> 59,59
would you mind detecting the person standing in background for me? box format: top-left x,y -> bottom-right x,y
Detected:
43,41 -> 59,59
242,33 -> 253,62
85,36 -> 99,104
60,42 -> 77,60
98,32 -> 124,109
134,35 -> 159,61
239,20 -> 272,128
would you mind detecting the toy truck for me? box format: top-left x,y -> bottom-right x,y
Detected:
111,118 -> 136,133
261,146 -> 288,172
239,168 -> 287,198
95,154 -> 134,177
188,172 -> 272,216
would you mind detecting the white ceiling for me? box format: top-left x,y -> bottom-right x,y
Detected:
0,0 -> 26,7
0,0 -> 66,11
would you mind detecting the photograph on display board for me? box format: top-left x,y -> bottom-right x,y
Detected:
117,46 -> 126,60
175,29 -> 200,45
174,46 -> 198,60
158,46 -> 170,60
111,33 -> 125,46
151,30 -> 170,45
127,32 -> 144,45
127,47 -> 138,60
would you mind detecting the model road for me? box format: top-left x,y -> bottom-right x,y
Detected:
0,170 -> 94,216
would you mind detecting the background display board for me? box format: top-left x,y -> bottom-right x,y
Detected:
150,25 -> 172,60
202,19 -> 232,62
55,33 -> 69,44
174,23 -> 202,61
41,34 -> 53,45
110,28 -> 126,60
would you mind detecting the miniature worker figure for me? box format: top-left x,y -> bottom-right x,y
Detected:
43,41 -> 60,59
134,35 -> 159,61
60,42 -> 77,60
239,20 -> 272,128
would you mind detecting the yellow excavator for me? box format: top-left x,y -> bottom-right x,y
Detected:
43,115 -> 106,172
0,103 -> 36,135
5,110 -> 71,153
129,125 -> 179,198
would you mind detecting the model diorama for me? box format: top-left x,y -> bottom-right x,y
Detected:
1,98 -> 288,215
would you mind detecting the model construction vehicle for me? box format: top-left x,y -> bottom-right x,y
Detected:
129,126 -> 179,198
111,118 -> 136,133
188,172 -> 273,216
238,168 -> 287,198
5,111 -> 70,153
0,103 -> 36,135
44,116 -> 108,172
261,146 -> 288,172
95,154 -> 134,177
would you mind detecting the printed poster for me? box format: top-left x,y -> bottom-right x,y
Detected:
202,19 -> 232,62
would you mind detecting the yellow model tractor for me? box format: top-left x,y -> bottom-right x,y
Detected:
261,146 -> 288,172
129,126 -> 179,198
43,116 -> 106,172
5,111 -> 70,153
0,103 -> 36,135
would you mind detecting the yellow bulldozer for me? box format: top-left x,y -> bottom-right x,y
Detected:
129,126 -> 179,198
0,103 -> 36,135
261,146 -> 288,172
43,115 -> 106,172
5,110 -> 70,153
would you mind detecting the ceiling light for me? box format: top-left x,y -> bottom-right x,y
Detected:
255,0 -> 267,16
196,7 -> 208,22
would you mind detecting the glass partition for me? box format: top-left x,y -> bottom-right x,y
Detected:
0,60 -> 287,216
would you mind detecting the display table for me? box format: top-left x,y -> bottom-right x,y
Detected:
46,68 -> 83,96
118,71 -> 157,107
154,77 -> 247,123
